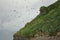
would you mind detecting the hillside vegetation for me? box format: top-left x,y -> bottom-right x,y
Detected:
15,0 -> 60,37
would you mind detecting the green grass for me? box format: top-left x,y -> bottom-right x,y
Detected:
15,0 -> 60,37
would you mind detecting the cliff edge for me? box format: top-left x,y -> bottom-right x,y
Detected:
13,0 -> 60,40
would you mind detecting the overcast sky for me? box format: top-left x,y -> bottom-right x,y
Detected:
0,0 -> 57,31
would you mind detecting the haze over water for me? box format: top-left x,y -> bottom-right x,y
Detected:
0,0 -> 57,40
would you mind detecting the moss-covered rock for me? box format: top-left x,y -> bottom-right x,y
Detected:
40,6 -> 48,14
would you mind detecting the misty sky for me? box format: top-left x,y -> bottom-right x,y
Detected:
0,0 -> 57,31
0,0 -> 57,40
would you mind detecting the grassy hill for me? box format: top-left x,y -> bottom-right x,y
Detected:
14,0 -> 60,37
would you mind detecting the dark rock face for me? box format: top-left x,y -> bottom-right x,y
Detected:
13,35 -> 60,40
13,37 -> 28,40
13,35 -> 29,40
40,6 -> 48,14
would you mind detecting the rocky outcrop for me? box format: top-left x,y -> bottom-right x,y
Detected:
13,32 -> 60,40
13,35 -> 29,40
40,6 -> 48,14
13,35 -> 60,40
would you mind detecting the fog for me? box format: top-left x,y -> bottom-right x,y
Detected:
0,0 -> 57,40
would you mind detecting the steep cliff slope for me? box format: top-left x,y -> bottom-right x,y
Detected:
14,0 -> 60,40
